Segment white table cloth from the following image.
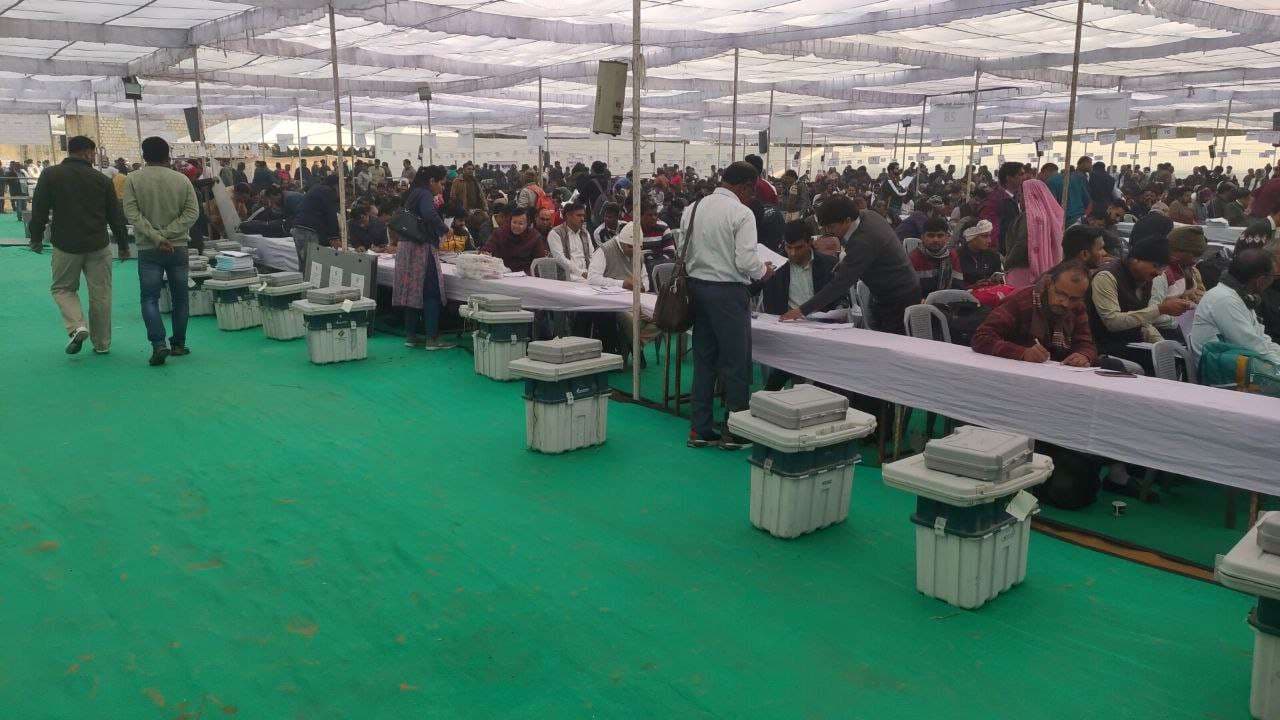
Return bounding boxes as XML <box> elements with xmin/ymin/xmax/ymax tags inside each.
<box><xmin>1116</xmin><ymin>221</ymin><xmax>1243</xmax><ymax>248</ymax></box>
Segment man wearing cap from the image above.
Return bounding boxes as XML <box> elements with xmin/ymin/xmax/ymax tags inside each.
<box><xmin>1150</xmin><ymin>226</ymin><xmax>1208</xmax><ymax>341</ymax></box>
<box><xmin>908</xmin><ymin>216</ymin><xmax>964</xmax><ymax>296</ymax></box>
<box><xmin>956</xmin><ymin>218</ymin><xmax>1003</xmax><ymax>286</ymax></box>
<box><xmin>1086</xmin><ymin>232</ymin><xmax>1193</xmax><ymax>372</ymax></box>
<box><xmin>587</xmin><ymin>221</ymin><xmax>659</xmax><ymax>349</ymax></box>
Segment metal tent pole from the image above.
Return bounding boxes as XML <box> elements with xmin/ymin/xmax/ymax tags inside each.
<box><xmin>717</xmin><ymin>122</ymin><xmax>722</xmax><ymax>168</ymax></box>
<box><xmin>730</xmin><ymin>47</ymin><xmax>739</xmax><ymax>162</ymax></box>
<box><xmin>295</xmin><ymin>99</ymin><xmax>303</xmax><ymax>181</ymax></box>
<box><xmin>48</xmin><ymin>113</ymin><xmax>57</xmax><ymax>163</ymax></box>
<box><xmin>260</xmin><ymin>112</ymin><xmax>266</xmax><ymax>157</ymax></box>
<box><xmin>1221</xmin><ymin>94</ymin><xmax>1234</xmax><ymax>159</ymax></box>
<box><xmin>347</xmin><ymin>93</ymin><xmax>355</xmax><ymax>157</ymax></box>
<box><xmin>963</xmin><ymin>69</ymin><xmax>981</xmax><ymax>199</ymax></box>
<box><xmin>426</xmin><ymin>96</ymin><xmax>434</xmax><ymax>166</ymax></box>
<box><xmin>133</xmin><ymin>99</ymin><xmax>144</xmax><ymax>153</ymax></box>
<box><xmin>471</xmin><ymin>114</ymin><xmax>477</xmax><ymax>161</ymax></box>
<box><xmin>1133</xmin><ymin>111</ymin><xmax>1142</xmax><ymax>163</ymax></box>
<box><xmin>92</xmin><ymin>92</ymin><xmax>102</xmax><ymax>163</ymax></box>
<box><xmin>1059</xmin><ymin>0</ymin><xmax>1086</xmax><ymax>211</ymax></box>
<box><xmin>630</xmin><ymin>0</ymin><xmax>643</xmax><ymax>401</ymax></box>
<box><xmin>766</xmin><ymin>86</ymin><xmax>774</xmax><ymax>174</ymax></box>
<box><xmin>916</xmin><ymin>96</ymin><xmax>927</xmax><ymax>197</ymax></box>
<box><xmin>997</xmin><ymin>115</ymin><xmax>1006</xmax><ymax>163</ymax></box>
<box><xmin>192</xmin><ymin>47</ymin><xmax>208</xmax><ymax>168</ymax></box>
<box><xmin>327</xmin><ymin>1</ymin><xmax>348</xmax><ymax>250</ymax></box>
<box><xmin>418</xmin><ymin>123</ymin><xmax>424</xmax><ymax>164</ymax></box>
<box><xmin>538</xmin><ymin>75</ymin><xmax>544</xmax><ymax>172</ymax></box>
<box><xmin>1109</xmin><ymin>80</ymin><xmax>1121</xmax><ymax>170</ymax></box>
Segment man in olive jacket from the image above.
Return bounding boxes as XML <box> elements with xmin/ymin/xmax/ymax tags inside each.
<box><xmin>29</xmin><ymin>135</ymin><xmax>130</xmax><ymax>355</ymax></box>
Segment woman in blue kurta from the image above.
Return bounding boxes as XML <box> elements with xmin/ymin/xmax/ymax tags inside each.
<box><xmin>393</xmin><ymin>165</ymin><xmax>451</xmax><ymax>349</ymax></box>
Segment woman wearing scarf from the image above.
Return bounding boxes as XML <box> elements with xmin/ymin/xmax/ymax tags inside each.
<box><xmin>907</xmin><ymin>216</ymin><xmax>963</xmax><ymax>296</ymax></box>
<box><xmin>481</xmin><ymin>208</ymin><xmax>549</xmax><ymax>275</ymax></box>
<box><xmin>393</xmin><ymin>165</ymin><xmax>452</xmax><ymax>350</ymax></box>
<box><xmin>1004</xmin><ymin>179</ymin><xmax>1064</xmax><ymax>289</ymax></box>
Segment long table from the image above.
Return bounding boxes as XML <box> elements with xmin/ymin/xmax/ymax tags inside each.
<box><xmin>240</xmin><ymin>233</ymin><xmax>1278</xmax><ymax>493</ymax></box>
<box><xmin>1116</xmin><ymin>220</ymin><xmax>1243</xmax><ymax>248</ymax></box>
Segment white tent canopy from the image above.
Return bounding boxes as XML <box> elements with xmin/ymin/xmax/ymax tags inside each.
<box><xmin>1</xmin><ymin>0</ymin><xmax>1279</xmax><ymax>147</ymax></box>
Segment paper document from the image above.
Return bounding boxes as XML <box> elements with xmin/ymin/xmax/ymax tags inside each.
<box><xmin>589</xmin><ymin>286</ymin><xmax>630</xmax><ymax>295</ymax></box>
<box><xmin>502</xmin><ymin>271</ymin><xmax>526</xmax><ymax>278</ymax></box>
<box><xmin>1176</xmin><ymin>306</ymin><xmax>1197</xmax><ymax>340</ymax></box>
<box><xmin>756</xmin><ymin>243</ymin><xmax>787</xmax><ymax>270</ymax></box>
<box><xmin>804</xmin><ymin>309</ymin><xmax>851</xmax><ymax>322</ymax></box>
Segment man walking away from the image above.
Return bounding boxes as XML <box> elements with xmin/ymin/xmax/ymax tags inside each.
<box><xmin>124</xmin><ymin>137</ymin><xmax>201</xmax><ymax>366</ymax></box>
<box><xmin>682</xmin><ymin>161</ymin><xmax>774</xmax><ymax>449</ymax></box>
<box><xmin>28</xmin><ymin>135</ymin><xmax>129</xmax><ymax>355</ymax></box>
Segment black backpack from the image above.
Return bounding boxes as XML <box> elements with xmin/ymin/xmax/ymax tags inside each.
<box><xmin>1032</xmin><ymin>443</ymin><xmax>1104</xmax><ymax>510</ymax></box>
<box><xmin>934</xmin><ymin>299</ymin><xmax>991</xmax><ymax>347</ymax></box>
<box><xmin>756</xmin><ymin>204</ymin><xmax>786</xmax><ymax>254</ymax></box>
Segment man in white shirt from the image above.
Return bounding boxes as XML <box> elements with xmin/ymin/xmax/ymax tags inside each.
<box><xmin>588</xmin><ymin>222</ymin><xmax>658</xmax><ymax>347</ymax></box>
<box><xmin>547</xmin><ymin>202</ymin><xmax>592</xmax><ymax>280</ymax></box>
<box><xmin>682</xmin><ymin>161</ymin><xmax>774</xmax><ymax>449</ymax></box>
<box><xmin>1190</xmin><ymin>247</ymin><xmax>1280</xmax><ymax>365</ymax></box>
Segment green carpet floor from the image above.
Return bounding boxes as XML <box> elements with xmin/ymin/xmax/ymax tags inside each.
<box><xmin>0</xmin><ymin>212</ymin><xmax>28</xmax><ymax>242</ymax></box>
<box><xmin>0</xmin><ymin>247</ymin><xmax>1261</xmax><ymax>719</ymax></box>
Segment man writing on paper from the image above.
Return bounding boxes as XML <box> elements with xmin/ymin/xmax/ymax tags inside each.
<box><xmin>779</xmin><ymin>194</ymin><xmax>920</xmax><ymax>334</ymax></box>
<box><xmin>971</xmin><ymin>260</ymin><xmax>1097</xmax><ymax>366</ymax></box>
<box><xmin>587</xmin><ymin>222</ymin><xmax>659</xmax><ymax>349</ymax></box>
<box><xmin>753</xmin><ymin>220</ymin><xmax>840</xmax><ymax>390</ymax></box>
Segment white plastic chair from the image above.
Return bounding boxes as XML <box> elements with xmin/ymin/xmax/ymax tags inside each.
<box><xmin>903</xmin><ymin>304</ymin><xmax>951</xmax><ymax>343</ymax></box>
<box><xmin>924</xmin><ymin>289</ymin><xmax>978</xmax><ymax>306</ymax></box>
<box><xmin>902</xmin><ymin>237</ymin><xmax>921</xmax><ymax>255</ymax></box>
<box><xmin>1151</xmin><ymin>339</ymin><xmax>1190</xmax><ymax>382</ymax></box>
<box><xmin>530</xmin><ymin>257</ymin><xmax>565</xmax><ymax>281</ymax></box>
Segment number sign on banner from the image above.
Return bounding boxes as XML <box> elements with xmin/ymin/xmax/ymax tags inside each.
<box><xmin>1096</xmin><ymin>133</ymin><xmax>1115</xmax><ymax>145</ymax></box>
<box><xmin>926</xmin><ymin>103</ymin><xmax>974</xmax><ymax>134</ymax></box>
<box><xmin>1076</xmin><ymin>95</ymin><xmax>1130</xmax><ymax>129</ymax></box>
<box><xmin>1157</xmin><ymin>127</ymin><xmax>1176</xmax><ymax>139</ymax></box>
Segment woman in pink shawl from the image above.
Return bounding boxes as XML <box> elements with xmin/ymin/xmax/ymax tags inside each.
<box><xmin>1004</xmin><ymin>178</ymin><xmax>1064</xmax><ymax>289</ymax></box>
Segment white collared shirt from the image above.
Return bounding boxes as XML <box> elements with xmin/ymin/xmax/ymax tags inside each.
<box><xmin>680</xmin><ymin>187</ymin><xmax>764</xmax><ymax>284</ymax></box>
<box><xmin>788</xmin><ymin>260</ymin><xmax>815</xmax><ymax>310</ymax></box>
<box><xmin>548</xmin><ymin>223</ymin><xmax>592</xmax><ymax>281</ymax></box>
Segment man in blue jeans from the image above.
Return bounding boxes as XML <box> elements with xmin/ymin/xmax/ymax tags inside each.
<box><xmin>680</xmin><ymin>161</ymin><xmax>775</xmax><ymax>449</ymax></box>
<box><xmin>123</xmin><ymin>137</ymin><xmax>200</xmax><ymax>366</ymax></box>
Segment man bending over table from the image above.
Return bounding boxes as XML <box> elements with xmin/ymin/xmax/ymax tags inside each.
<box><xmin>971</xmin><ymin>259</ymin><xmax>1097</xmax><ymax>367</ymax></box>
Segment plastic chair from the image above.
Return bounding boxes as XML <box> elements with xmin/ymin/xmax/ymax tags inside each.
<box><xmin>903</xmin><ymin>304</ymin><xmax>951</xmax><ymax>343</ymax></box>
<box><xmin>924</xmin><ymin>289</ymin><xmax>978</xmax><ymax>306</ymax></box>
<box><xmin>530</xmin><ymin>257</ymin><xmax>565</xmax><ymax>281</ymax></box>
<box><xmin>902</xmin><ymin>237</ymin><xmax>921</xmax><ymax>255</ymax></box>
<box><xmin>1151</xmin><ymin>339</ymin><xmax>1190</xmax><ymax>382</ymax></box>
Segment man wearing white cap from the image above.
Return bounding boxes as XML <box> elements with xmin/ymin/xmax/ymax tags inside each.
<box><xmin>956</xmin><ymin>218</ymin><xmax>1003</xmax><ymax>286</ymax></box>
<box><xmin>588</xmin><ymin>222</ymin><xmax>659</xmax><ymax>346</ymax></box>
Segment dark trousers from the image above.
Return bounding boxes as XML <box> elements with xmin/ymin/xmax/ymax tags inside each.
<box><xmin>138</xmin><ymin>248</ymin><xmax>189</xmax><ymax>349</ymax></box>
<box><xmin>867</xmin><ymin>297</ymin><xmax>914</xmax><ymax>335</ymax></box>
<box><xmin>404</xmin><ymin>265</ymin><xmax>443</xmax><ymax>339</ymax></box>
<box><xmin>689</xmin><ymin>279</ymin><xmax>752</xmax><ymax>438</ymax></box>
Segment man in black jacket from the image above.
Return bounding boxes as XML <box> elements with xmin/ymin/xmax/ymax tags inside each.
<box><xmin>28</xmin><ymin>135</ymin><xmax>130</xmax><ymax>355</ymax></box>
<box><xmin>779</xmin><ymin>195</ymin><xmax>921</xmax><ymax>334</ymax></box>
<box><xmin>754</xmin><ymin>220</ymin><xmax>840</xmax><ymax>389</ymax></box>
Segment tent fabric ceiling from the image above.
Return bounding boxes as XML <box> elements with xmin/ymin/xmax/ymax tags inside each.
<box><xmin>0</xmin><ymin>0</ymin><xmax>1278</xmax><ymax>142</ymax></box>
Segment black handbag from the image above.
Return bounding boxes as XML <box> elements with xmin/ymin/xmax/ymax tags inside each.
<box><xmin>388</xmin><ymin>207</ymin><xmax>426</xmax><ymax>244</ymax></box>
<box><xmin>652</xmin><ymin>199</ymin><xmax>700</xmax><ymax>333</ymax></box>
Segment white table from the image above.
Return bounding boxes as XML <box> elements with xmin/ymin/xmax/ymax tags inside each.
<box><xmin>242</xmin><ymin>233</ymin><xmax>1279</xmax><ymax>493</ymax></box>
<box><xmin>1116</xmin><ymin>221</ymin><xmax>1243</xmax><ymax>249</ymax></box>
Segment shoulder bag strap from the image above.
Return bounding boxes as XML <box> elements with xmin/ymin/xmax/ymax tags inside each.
<box><xmin>677</xmin><ymin>198</ymin><xmax>702</xmax><ymax>266</ymax></box>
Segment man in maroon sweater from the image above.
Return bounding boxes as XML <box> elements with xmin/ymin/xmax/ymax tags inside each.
<box><xmin>1251</xmin><ymin>166</ymin><xmax>1280</xmax><ymax>221</ymax></box>
<box><xmin>971</xmin><ymin>259</ymin><xmax>1097</xmax><ymax>367</ymax></box>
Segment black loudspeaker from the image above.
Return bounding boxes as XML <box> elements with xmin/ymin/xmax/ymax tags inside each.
<box><xmin>758</xmin><ymin>129</ymin><xmax>768</xmax><ymax>154</ymax></box>
<box><xmin>122</xmin><ymin>76</ymin><xmax>142</xmax><ymax>101</ymax></box>
<box><xmin>183</xmin><ymin>107</ymin><xmax>202</xmax><ymax>142</ymax></box>
<box><xmin>58</xmin><ymin>135</ymin><xmax>67</xmax><ymax>151</ymax></box>
<box><xmin>1272</xmin><ymin>111</ymin><xmax>1280</xmax><ymax>131</ymax></box>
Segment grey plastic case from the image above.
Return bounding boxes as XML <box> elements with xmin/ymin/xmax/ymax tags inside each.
<box><xmin>264</xmin><ymin>271</ymin><xmax>305</xmax><ymax>287</ymax></box>
<box><xmin>211</xmin><ymin>268</ymin><xmax>257</xmax><ymax>281</ymax></box>
<box><xmin>307</xmin><ymin>286</ymin><xmax>364</xmax><ymax>304</ymax></box>
<box><xmin>1259</xmin><ymin>513</ymin><xmax>1280</xmax><ymax>555</ymax></box>
<box><xmin>748</xmin><ymin>385</ymin><xmax>850</xmax><ymax>430</ymax></box>
<box><xmin>526</xmin><ymin>337</ymin><xmax>602</xmax><ymax>364</ymax></box>
<box><xmin>469</xmin><ymin>294</ymin><xmax>523</xmax><ymax>312</ymax></box>
<box><xmin>923</xmin><ymin>426</ymin><xmax>1034</xmax><ymax>483</ymax></box>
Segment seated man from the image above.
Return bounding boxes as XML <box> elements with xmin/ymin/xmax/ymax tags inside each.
<box><xmin>1150</xmin><ymin>226</ymin><xmax>1208</xmax><ymax>340</ymax></box>
<box><xmin>347</xmin><ymin>202</ymin><xmax>388</xmax><ymax>252</ymax></box>
<box><xmin>1061</xmin><ymin>224</ymin><xmax>1106</xmax><ymax>271</ymax></box>
<box><xmin>592</xmin><ymin>201</ymin><xmax>622</xmax><ymax>248</ymax></box>
<box><xmin>440</xmin><ymin>216</ymin><xmax>475</xmax><ymax>253</ymax></box>
<box><xmin>909</xmin><ymin>216</ymin><xmax>964</xmax><ymax>296</ymax></box>
<box><xmin>1086</xmin><ymin>234</ymin><xmax>1192</xmax><ymax>372</ymax></box>
<box><xmin>972</xmin><ymin>259</ymin><xmax>1097</xmax><ymax>367</ymax></box>
<box><xmin>546</xmin><ymin>201</ymin><xmax>593</xmax><ymax>281</ymax></box>
<box><xmin>533</xmin><ymin>206</ymin><xmax>556</xmax><ymax>242</ymax></box>
<box><xmin>955</xmin><ymin>218</ymin><xmax>1003</xmax><ymax>285</ymax></box>
<box><xmin>1190</xmin><ymin>247</ymin><xmax>1280</xmax><ymax>364</ymax></box>
<box><xmin>1082</xmin><ymin>205</ymin><xmax>1125</xmax><ymax>257</ymax></box>
<box><xmin>587</xmin><ymin>222</ymin><xmax>659</xmax><ymax>347</ymax></box>
<box><xmin>754</xmin><ymin>221</ymin><xmax>841</xmax><ymax>389</ymax></box>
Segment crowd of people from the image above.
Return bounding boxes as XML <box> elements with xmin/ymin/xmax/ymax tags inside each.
<box><xmin>27</xmin><ymin>137</ymin><xmax>1280</xmax><ymax>496</ymax></box>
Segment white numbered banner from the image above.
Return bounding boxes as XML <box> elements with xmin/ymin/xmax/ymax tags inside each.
<box><xmin>276</xmin><ymin>133</ymin><xmax>294</xmax><ymax>146</ymax></box>
<box><xmin>1096</xmin><ymin>133</ymin><xmax>1115</xmax><ymax>145</ymax></box>
<box><xmin>770</xmin><ymin>116</ymin><xmax>802</xmax><ymax>142</ymax></box>
<box><xmin>1178</xmin><ymin>151</ymin><xmax>1189</xmax><ymax>157</ymax></box>
<box><xmin>1077</xmin><ymin>95</ymin><xmax>1131</xmax><ymax>129</ymax></box>
<box><xmin>1196</xmin><ymin>132</ymin><xmax>1214</xmax><ymax>142</ymax></box>
<box><xmin>927</xmin><ymin>103</ymin><xmax>973</xmax><ymax>134</ymax></box>
<box><xmin>1262</xmin><ymin>131</ymin><xmax>1280</xmax><ymax>144</ymax></box>
<box><xmin>978</xmin><ymin>147</ymin><xmax>993</xmax><ymax>157</ymax></box>
<box><xmin>678</xmin><ymin>118</ymin><xmax>704</xmax><ymax>142</ymax></box>
<box><xmin>1124</xmin><ymin>134</ymin><xmax>1141</xmax><ymax>144</ymax></box>
<box><xmin>423</xmin><ymin>133</ymin><xmax>438</xmax><ymax>149</ymax></box>
<box><xmin>526</xmin><ymin>128</ymin><xmax>546</xmax><ymax>148</ymax></box>
<box><xmin>0</xmin><ymin>114</ymin><xmax>53</xmax><ymax>144</ymax></box>
<box><xmin>1157</xmin><ymin>127</ymin><xmax>1176</xmax><ymax>139</ymax></box>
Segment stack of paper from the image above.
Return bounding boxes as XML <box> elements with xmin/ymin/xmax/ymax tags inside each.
<box><xmin>214</xmin><ymin>250</ymin><xmax>254</xmax><ymax>271</ymax></box>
